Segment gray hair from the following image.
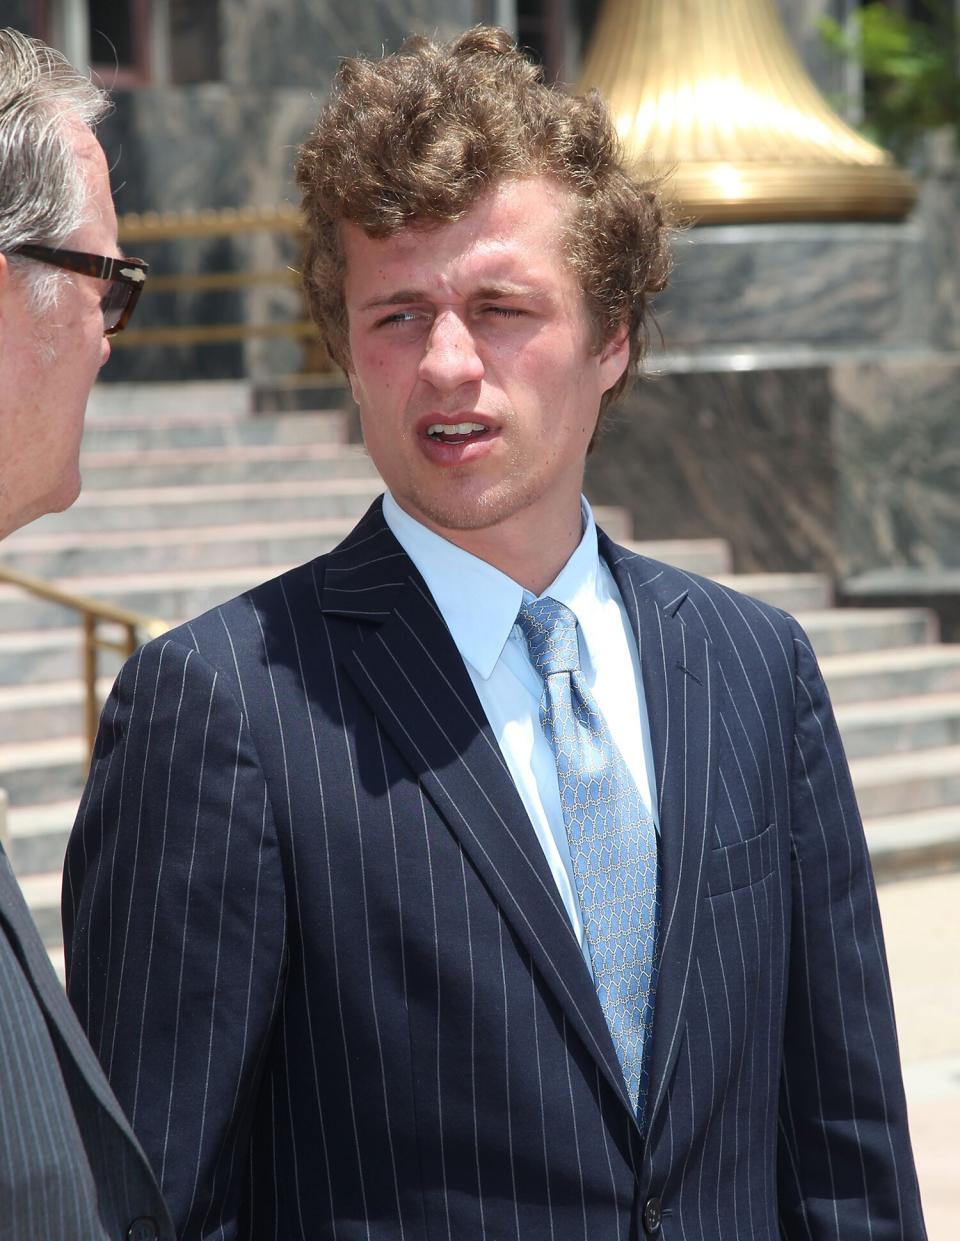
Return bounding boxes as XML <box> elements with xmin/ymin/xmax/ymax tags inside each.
<box><xmin>0</xmin><ymin>27</ymin><xmax>111</xmax><ymax>314</ymax></box>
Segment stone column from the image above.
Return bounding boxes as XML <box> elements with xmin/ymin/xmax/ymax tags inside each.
<box><xmin>773</xmin><ymin>0</ymin><xmax>863</xmax><ymax>121</ymax></box>
<box><xmin>48</xmin><ymin>0</ymin><xmax>90</xmax><ymax>70</ymax></box>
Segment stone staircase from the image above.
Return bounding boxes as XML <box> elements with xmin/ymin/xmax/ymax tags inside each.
<box><xmin>1</xmin><ymin>381</ymin><xmax>959</xmax><ymax>973</ymax></box>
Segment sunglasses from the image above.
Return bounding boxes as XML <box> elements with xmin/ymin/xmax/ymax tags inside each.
<box><xmin>8</xmin><ymin>243</ymin><xmax>149</xmax><ymax>335</ymax></box>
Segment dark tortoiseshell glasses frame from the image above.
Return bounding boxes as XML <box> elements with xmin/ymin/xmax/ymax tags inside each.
<box><xmin>8</xmin><ymin>243</ymin><xmax>149</xmax><ymax>335</ymax></box>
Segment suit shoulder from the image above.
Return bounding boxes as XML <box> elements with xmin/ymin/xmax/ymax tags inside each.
<box><xmin>607</xmin><ymin>541</ymin><xmax>800</xmax><ymax>662</ymax></box>
<box><xmin>149</xmin><ymin>555</ymin><xmax>331</xmax><ymax>659</ymax></box>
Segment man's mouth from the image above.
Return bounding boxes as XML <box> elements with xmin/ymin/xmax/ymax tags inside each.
<box><xmin>425</xmin><ymin>422</ymin><xmax>489</xmax><ymax>445</ymax></box>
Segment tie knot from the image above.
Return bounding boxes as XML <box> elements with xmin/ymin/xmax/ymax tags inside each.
<box><xmin>516</xmin><ymin>597</ymin><xmax>580</xmax><ymax>676</ymax></box>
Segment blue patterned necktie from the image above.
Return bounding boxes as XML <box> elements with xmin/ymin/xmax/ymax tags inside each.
<box><xmin>516</xmin><ymin>596</ymin><xmax>660</xmax><ymax>1128</ymax></box>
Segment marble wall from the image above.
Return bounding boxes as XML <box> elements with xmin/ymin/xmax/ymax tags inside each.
<box><xmin>583</xmin><ymin>150</ymin><xmax>960</xmax><ymax>578</ymax></box>
<box><xmin>586</xmin><ymin>348</ymin><xmax>960</xmax><ymax>578</ymax></box>
<box><xmin>661</xmin><ymin>221</ymin><xmax>930</xmax><ymax>353</ymax></box>
<box><xmin>657</xmin><ymin>162</ymin><xmax>959</xmax><ymax>357</ymax></box>
<box><xmin>832</xmin><ymin>356</ymin><xmax>960</xmax><ymax>575</ymax></box>
<box><xmin>586</xmin><ymin>366</ymin><xmax>839</xmax><ymax>574</ymax></box>
<box><xmin>218</xmin><ymin>0</ymin><xmax>474</xmax><ymax>89</ymax></box>
<box><xmin>2</xmin><ymin>2</ymin><xmax>33</xmax><ymax>32</ymax></box>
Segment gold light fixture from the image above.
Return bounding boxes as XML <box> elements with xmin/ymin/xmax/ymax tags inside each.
<box><xmin>577</xmin><ymin>0</ymin><xmax>917</xmax><ymax>222</ymax></box>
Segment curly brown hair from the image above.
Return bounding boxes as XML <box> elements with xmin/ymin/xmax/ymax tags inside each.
<box><xmin>295</xmin><ymin>25</ymin><xmax>671</xmax><ymax>414</ymax></box>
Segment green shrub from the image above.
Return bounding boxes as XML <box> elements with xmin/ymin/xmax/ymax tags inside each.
<box><xmin>819</xmin><ymin>1</ymin><xmax>959</xmax><ymax>160</ymax></box>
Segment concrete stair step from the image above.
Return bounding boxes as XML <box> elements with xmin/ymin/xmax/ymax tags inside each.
<box><xmin>79</xmin><ymin>409</ymin><xmax>348</xmax><ymax>452</ymax></box>
<box><xmin>23</xmin><ymin>477</ymin><xmax>384</xmax><ymax>533</ymax></box>
<box><xmin>0</xmin><ymin>680</ymin><xmax>110</xmax><ymax>743</ymax></box>
<box><xmin>866</xmin><ymin>807</ymin><xmax>960</xmax><ymax>882</ymax></box>
<box><xmin>86</xmin><ymin>379</ymin><xmax>253</xmax><ymax>418</ymax></box>
<box><xmin>14</xmin><ymin>869</ymin><xmax>62</xmax><ymax>949</ymax></box>
<box><xmin>850</xmin><ymin>746</ymin><xmax>960</xmax><ymax>818</ymax></box>
<box><xmin>819</xmin><ymin>645</ymin><xmax>960</xmax><ymax>705</ymax></box>
<box><xmin>0</xmin><ymin>628</ymin><xmax>115</xmax><ymax>687</ymax></box>
<box><xmin>7</xmin><ymin>798</ymin><xmax>79</xmax><ymax>876</ymax></box>
<box><xmin>78</xmin><ymin>441</ymin><xmax>380</xmax><ymax>489</ymax></box>
<box><xmin>715</xmin><ymin>572</ymin><xmax>832</xmax><ymax>613</ymax></box>
<box><xmin>0</xmin><ymin>736</ymin><xmax>88</xmax><ymax>806</ymax></box>
<box><xmin>622</xmin><ymin>537</ymin><xmax>732</xmax><ymax>576</ymax></box>
<box><xmin>835</xmin><ymin>694</ymin><xmax>960</xmax><ymax>760</ymax></box>
<box><xmin>2</xmin><ymin>516</ymin><xmax>360</xmax><ymax>578</ymax></box>
<box><xmin>0</xmin><ymin>563</ymin><xmax>281</xmax><ymax>628</ymax></box>
<box><xmin>794</xmin><ymin>608</ymin><xmax>938</xmax><ymax>657</ymax></box>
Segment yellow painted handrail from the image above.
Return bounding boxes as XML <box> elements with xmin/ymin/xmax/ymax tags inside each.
<box><xmin>117</xmin><ymin>204</ymin><xmax>303</xmax><ymax>243</ymax></box>
<box><xmin>0</xmin><ymin>565</ymin><xmax>167</xmax><ymax>757</ymax></box>
<box><xmin>112</xmin><ymin>204</ymin><xmax>328</xmax><ymax>358</ymax></box>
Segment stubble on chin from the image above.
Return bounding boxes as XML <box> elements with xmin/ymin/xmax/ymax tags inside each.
<box><xmin>400</xmin><ymin>468</ymin><xmax>543</xmax><ymax>536</ymax></box>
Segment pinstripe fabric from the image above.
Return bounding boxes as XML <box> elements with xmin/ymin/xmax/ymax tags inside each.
<box><xmin>0</xmin><ymin>846</ymin><xmax>173</xmax><ymax>1240</ymax></box>
<box><xmin>64</xmin><ymin>499</ymin><xmax>926</xmax><ymax>1240</ymax></box>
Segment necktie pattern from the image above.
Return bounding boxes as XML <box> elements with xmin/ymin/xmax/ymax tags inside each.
<box><xmin>516</xmin><ymin>596</ymin><xmax>659</xmax><ymax>1128</ymax></box>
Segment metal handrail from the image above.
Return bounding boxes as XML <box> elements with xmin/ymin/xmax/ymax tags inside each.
<box><xmin>0</xmin><ymin>565</ymin><xmax>167</xmax><ymax>757</ymax></box>
<box><xmin>112</xmin><ymin>203</ymin><xmax>326</xmax><ymax>354</ymax></box>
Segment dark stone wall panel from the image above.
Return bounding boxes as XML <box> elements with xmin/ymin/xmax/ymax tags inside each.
<box><xmin>219</xmin><ymin>0</ymin><xmax>476</xmax><ymax>90</ymax></box>
<box><xmin>832</xmin><ymin>356</ymin><xmax>960</xmax><ymax>576</ymax></box>
<box><xmin>660</xmin><ymin>222</ymin><xmax>930</xmax><ymax>353</ymax></box>
<box><xmin>586</xmin><ymin>368</ymin><xmax>837</xmax><ymax>574</ymax></box>
<box><xmin>3</xmin><ymin>3</ymin><xmax>34</xmax><ymax>34</ymax></box>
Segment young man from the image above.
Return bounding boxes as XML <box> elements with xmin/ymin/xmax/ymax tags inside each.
<box><xmin>0</xmin><ymin>27</ymin><xmax>170</xmax><ymax>1241</ymax></box>
<box><xmin>65</xmin><ymin>27</ymin><xmax>926</xmax><ymax>1240</ymax></box>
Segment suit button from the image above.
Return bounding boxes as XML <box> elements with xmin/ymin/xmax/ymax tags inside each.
<box><xmin>127</xmin><ymin>1219</ymin><xmax>159</xmax><ymax>1241</ymax></box>
<box><xmin>643</xmin><ymin>1196</ymin><xmax>662</xmax><ymax>1234</ymax></box>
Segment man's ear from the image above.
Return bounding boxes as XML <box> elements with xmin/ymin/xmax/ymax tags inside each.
<box><xmin>346</xmin><ymin>366</ymin><xmax>361</xmax><ymax>407</ymax></box>
<box><xmin>598</xmin><ymin>321</ymin><xmax>630</xmax><ymax>394</ymax></box>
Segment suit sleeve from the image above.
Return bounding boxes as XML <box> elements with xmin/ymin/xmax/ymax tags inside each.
<box><xmin>776</xmin><ymin>616</ymin><xmax>926</xmax><ymax>1239</ymax></box>
<box><xmin>62</xmin><ymin>635</ymin><xmax>287</xmax><ymax>1240</ymax></box>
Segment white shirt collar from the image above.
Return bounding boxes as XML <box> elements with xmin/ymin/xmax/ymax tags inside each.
<box><xmin>381</xmin><ymin>492</ymin><xmax>601</xmax><ymax>681</ymax></box>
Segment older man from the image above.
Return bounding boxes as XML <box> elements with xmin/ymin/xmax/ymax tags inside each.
<box><xmin>0</xmin><ymin>27</ymin><xmax>170</xmax><ymax>1241</ymax></box>
<box><xmin>66</xmin><ymin>26</ymin><xmax>925</xmax><ymax>1241</ymax></box>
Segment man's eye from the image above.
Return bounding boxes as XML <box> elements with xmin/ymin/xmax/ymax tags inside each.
<box><xmin>484</xmin><ymin>306</ymin><xmax>523</xmax><ymax>319</ymax></box>
<box><xmin>377</xmin><ymin>310</ymin><xmax>421</xmax><ymax>327</ymax></box>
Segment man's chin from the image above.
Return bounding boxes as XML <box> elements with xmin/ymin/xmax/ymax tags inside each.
<box><xmin>398</xmin><ymin>489</ymin><xmax>524</xmax><ymax>537</ymax></box>
<box><xmin>35</xmin><ymin>469</ymin><xmax>83</xmax><ymax>523</ymax></box>
<box><xmin>50</xmin><ymin>465</ymin><xmax>82</xmax><ymax>509</ymax></box>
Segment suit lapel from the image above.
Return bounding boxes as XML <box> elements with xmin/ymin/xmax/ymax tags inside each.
<box><xmin>601</xmin><ymin>535</ymin><xmax>717</xmax><ymax>1135</ymax></box>
<box><xmin>324</xmin><ymin>505</ymin><xmax>635</xmax><ymax>1115</ymax></box>
<box><xmin>0</xmin><ymin>848</ymin><xmax>142</xmax><ymax>1137</ymax></box>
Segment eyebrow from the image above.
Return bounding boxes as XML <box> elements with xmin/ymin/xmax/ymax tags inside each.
<box><xmin>358</xmin><ymin>282</ymin><xmax>545</xmax><ymax>312</ymax></box>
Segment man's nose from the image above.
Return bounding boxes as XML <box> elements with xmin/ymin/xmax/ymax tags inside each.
<box><xmin>417</xmin><ymin>312</ymin><xmax>484</xmax><ymax>390</ymax></box>
<box><xmin>100</xmin><ymin>335</ymin><xmax>111</xmax><ymax>368</ymax></box>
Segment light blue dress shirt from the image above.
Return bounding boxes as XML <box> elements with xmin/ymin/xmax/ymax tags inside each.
<box><xmin>382</xmin><ymin>491</ymin><xmax>659</xmax><ymax>954</ymax></box>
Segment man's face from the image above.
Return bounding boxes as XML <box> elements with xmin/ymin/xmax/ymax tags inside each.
<box><xmin>343</xmin><ymin>177</ymin><xmax>628</xmax><ymax>559</ymax></box>
<box><xmin>0</xmin><ymin>124</ymin><xmax>116</xmax><ymax>539</ymax></box>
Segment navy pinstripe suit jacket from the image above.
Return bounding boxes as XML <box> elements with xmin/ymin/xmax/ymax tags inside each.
<box><xmin>64</xmin><ymin>500</ymin><xmax>926</xmax><ymax>1240</ymax></box>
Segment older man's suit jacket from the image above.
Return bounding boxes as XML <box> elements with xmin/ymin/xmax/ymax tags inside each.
<box><xmin>63</xmin><ymin>500</ymin><xmax>925</xmax><ymax>1241</ymax></box>
<box><xmin>0</xmin><ymin>843</ymin><xmax>172</xmax><ymax>1240</ymax></box>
